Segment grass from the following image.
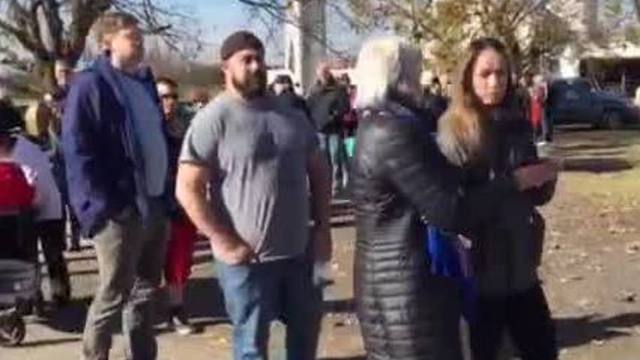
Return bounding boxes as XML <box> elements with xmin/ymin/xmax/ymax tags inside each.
<box><xmin>551</xmin><ymin>130</ymin><xmax>640</xmax><ymax>200</ymax></box>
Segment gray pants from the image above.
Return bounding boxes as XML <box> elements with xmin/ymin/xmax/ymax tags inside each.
<box><xmin>82</xmin><ymin>203</ymin><xmax>169</xmax><ymax>360</ymax></box>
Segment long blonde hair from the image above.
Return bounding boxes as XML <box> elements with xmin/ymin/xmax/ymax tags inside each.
<box><xmin>24</xmin><ymin>102</ymin><xmax>53</xmax><ymax>140</ymax></box>
<box><xmin>438</xmin><ymin>38</ymin><xmax>514</xmax><ymax>166</ymax></box>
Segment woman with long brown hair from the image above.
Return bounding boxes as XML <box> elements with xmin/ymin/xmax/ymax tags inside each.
<box><xmin>438</xmin><ymin>37</ymin><xmax>559</xmax><ymax>360</ymax></box>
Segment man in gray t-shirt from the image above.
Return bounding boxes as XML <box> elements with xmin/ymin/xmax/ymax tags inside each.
<box><xmin>176</xmin><ymin>31</ymin><xmax>332</xmax><ymax>360</ymax></box>
<box><xmin>181</xmin><ymin>92</ymin><xmax>318</xmax><ymax>261</ymax></box>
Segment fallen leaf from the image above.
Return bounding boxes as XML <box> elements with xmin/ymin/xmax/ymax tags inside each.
<box><xmin>626</xmin><ymin>242</ymin><xmax>640</xmax><ymax>255</ymax></box>
<box><xmin>577</xmin><ymin>298</ymin><xmax>594</xmax><ymax>309</ymax></box>
<box><xmin>617</xmin><ymin>290</ymin><xmax>637</xmax><ymax>303</ymax></box>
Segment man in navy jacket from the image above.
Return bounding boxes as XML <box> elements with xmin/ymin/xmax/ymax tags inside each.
<box><xmin>62</xmin><ymin>12</ymin><xmax>171</xmax><ymax>360</ymax></box>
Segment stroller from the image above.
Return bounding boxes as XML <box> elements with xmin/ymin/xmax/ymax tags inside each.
<box><xmin>0</xmin><ymin>161</ymin><xmax>38</xmax><ymax>346</ymax></box>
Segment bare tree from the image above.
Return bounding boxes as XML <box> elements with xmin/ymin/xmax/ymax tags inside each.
<box><xmin>234</xmin><ymin>0</ymin><xmax>357</xmax><ymax>58</ymax></box>
<box><xmin>346</xmin><ymin>0</ymin><xmax>573</xmax><ymax>75</ymax></box>
<box><xmin>236</xmin><ymin>0</ymin><xmax>285</xmax><ymax>12</ymax></box>
<box><xmin>0</xmin><ymin>0</ymin><xmax>200</xmax><ymax>91</ymax></box>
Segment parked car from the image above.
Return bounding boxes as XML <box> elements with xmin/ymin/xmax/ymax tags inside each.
<box><xmin>547</xmin><ymin>78</ymin><xmax>639</xmax><ymax>129</ymax></box>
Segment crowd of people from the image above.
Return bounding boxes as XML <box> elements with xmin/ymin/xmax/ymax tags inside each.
<box><xmin>0</xmin><ymin>9</ymin><xmax>563</xmax><ymax>360</ymax></box>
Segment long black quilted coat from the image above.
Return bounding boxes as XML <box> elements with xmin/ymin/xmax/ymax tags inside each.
<box><xmin>351</xmin><ymin>102</ymin><xmax>510</xmax><ymax>360</ymax></box>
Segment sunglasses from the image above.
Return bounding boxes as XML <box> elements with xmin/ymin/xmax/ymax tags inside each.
<box><xmin>160</xmin><ymin>93</ymin><xmax>178</xmax><ymax>100</ymax></box>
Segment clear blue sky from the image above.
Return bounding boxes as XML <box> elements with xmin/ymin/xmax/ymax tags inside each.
<box><xmin>182</xmin><ymin>1</ymin><xmax>258</xmax><ymax>48</ymax></box>
<box><xmin>175</xmin><ymin>0</ymin><xmax>368</xmax><ymax>65</ymax></box>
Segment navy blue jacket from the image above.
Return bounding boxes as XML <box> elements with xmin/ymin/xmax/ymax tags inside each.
<box><xmin>62</xmin><ymin>54</ymin><xmax>173</xmax><ymax>238</ymax></box>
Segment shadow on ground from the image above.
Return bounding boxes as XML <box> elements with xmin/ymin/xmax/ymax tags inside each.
<box><xmin>18</xmin><ymin>336</ymin><xmax>82</xmax><ymax>348</ymax></box>
<box><xmin>29</xmin><ymin>282</ymin><xmax>640</xmax><ymax>354</ymax></box>
<box><xmin>556</xmin><ymin>312</ymin><xmax>640</xmax><ymax>349</ymax></box>
<box><xmin>548</xmin><ymin>131</ymin><xmax>640</xmax><ymax>173</ymax></box>
<box><xmin>177</xmin><ymin>277</ymin><xmax>229</xmax><ymax>328</ymax></box>
<box><xmin>37</xmin><ymin>277</ymin><xmax>229</xmax><ymax>337</ymax></box>
<box><xmin>41</xmin><ymin>296</ymin><xmax>92</xmax><ymax>334</ymax></box>
<box><xmin>552</xmin><ymin>128</ymin><xmax>640</xmax><ymax>152</ymax></box>
<box><xmin>554</xmin><ymin>143</ymin><xmax>629</xmax><ymax>153</ymax></box>
<box><xmin>323</xmin><ymin>298</ymin><xmax>356</xmax><ymax>314</ymax></box>
<box><xmin>560</xmin><ymin>157</ymin><xmax>634</xmax><ymax>173</ymax></box>
<box><xmin>64</xmin><ymin>254</ymin><xmax>98</xmax><ymax>263</ymax></box>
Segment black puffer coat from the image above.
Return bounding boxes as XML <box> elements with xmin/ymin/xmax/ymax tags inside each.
<box><xmin>438</xmin><ymin>106</ymin><xmax>556</xmax><ymax>297</ymax></box>
<box><xmin>351</xmin><ymin>101</ymin><xmax>511</xmax><ymax>360</ymax></box>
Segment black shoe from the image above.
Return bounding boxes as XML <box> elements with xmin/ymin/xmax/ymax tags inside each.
<box><xmin>25</xmin><ymin>293</ymin><xmax>47</xmax><ymax>319</ymax></box>
<box><xmin>52</xmin><ymin>294</ymin><xmax>70</xmax><ymax>309</ymax></box>
<box><xmin>68</xmin><ymin>238</ymin><xmax>81</xmax><ymax>252</ymax></box>
<box><xmin>68</xmin><ymin>244</ymin><xmax>81</xmax><ymax>252</ymax></box>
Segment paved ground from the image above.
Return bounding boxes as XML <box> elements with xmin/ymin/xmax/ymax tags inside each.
<box><xmin>3</xmin><ymin>129</ymin><xmax>640</xmax><ymax>359</ymax></box>
<box><xmin>2</xmin><ymin>204</ymin><xmax>363</xmax><ymax>360</ymax></box>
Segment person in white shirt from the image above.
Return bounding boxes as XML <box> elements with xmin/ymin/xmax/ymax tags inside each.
<box><xmin>0</xmin><ymin>100</ymin><xmax>70</xmax><ymax>311</ymax></box>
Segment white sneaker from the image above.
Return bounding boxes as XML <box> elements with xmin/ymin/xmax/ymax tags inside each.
<box><xmin>169</xmin><ymin>308</ymin><xmax>196</xmax><ymax>336</ymax></box>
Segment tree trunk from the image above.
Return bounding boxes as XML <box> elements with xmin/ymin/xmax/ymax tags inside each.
<box><xmin>633</xmin><ymin>0</ymin><xmax>640</xmax><ymax>22</ymax></box>
<box><xmin>505</xmin><ymin>34</ymin><xmax>524</xmax><ymax>78</ymax></box>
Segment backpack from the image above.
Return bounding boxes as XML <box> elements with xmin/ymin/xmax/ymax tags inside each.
<box><xmin>0</xmin><ymin>161</ymin><xmax>35</xmax><ymax>212</ymax></box>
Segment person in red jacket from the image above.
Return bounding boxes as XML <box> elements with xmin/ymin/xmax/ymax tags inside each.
<box><xmin>530</xmin><ymin>75</ymin><xmax>551</xmax><ymax>144</ymax></box>
<box><xmin>157</xmin><ymin>76</ymin><xmax>198</xmax><ymax>336</ymax></box>
<box><xmin>0</xmin><ymin>100</ymin><xmax>70</xmax><ymax>314</ymax></box>
<box><xmin>0</xmin><ymin>102</ymin><xmax>35</xmax><ymax>214</ymax></box>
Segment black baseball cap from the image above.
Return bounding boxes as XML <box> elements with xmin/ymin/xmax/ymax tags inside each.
<box><xmin>274</xmin><ymin>74</ymin><xmax>293</xmax><ymax>86</ymax></box>
<box><xmin>220</xmin><ymin>31</ymin><xmax>264</xmax><ymax>61</ymax></box>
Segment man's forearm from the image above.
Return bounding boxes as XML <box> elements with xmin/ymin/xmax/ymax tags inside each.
<box><xmin>176</xmin><ymin>165</ymin><xmax>241</xmax><ymax>247</ymax></box>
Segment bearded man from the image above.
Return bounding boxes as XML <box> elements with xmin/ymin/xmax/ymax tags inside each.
<box><xmin>175</xmin><ymin>31</ymin><xmax>332</xmax><ymax>360</ymax></box>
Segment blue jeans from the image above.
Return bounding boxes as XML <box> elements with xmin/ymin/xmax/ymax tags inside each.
<box><xmin>216</xmin><ymin>257</ymin><xmax>322</xmax><ymax>360</ymax></box>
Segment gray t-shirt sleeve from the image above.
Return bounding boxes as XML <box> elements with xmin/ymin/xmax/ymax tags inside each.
<box><xmin>179</xmin><ymin>103</ymin><xmax>221</xmax><ymax>166</ymax></box>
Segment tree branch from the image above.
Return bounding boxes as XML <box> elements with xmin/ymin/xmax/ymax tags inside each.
<box><xmin>0</xmin><ymin>14</ymin><xmax>39</xmax><ymax>53</ymax></box>
<box><xmin>40</xmin><ymin>0</ymin><xmax>65</xmax><ymax>55</ymax></box>
<box><xmin>236</xmin><ymin>0</ymin><xmax>285</xmax><ymax>11</ymax></box>
<box><xmin>508</xmin><ymin>0</ymin><xmax>547</xmax><ymax>30</ymax></box>
<box><xmin>68</xmin><ymin>0</ymin><xmax>112</xmax><ymax>62</ymax></box>
<box><xmin>239</xmin><ymin>0</ymin><xmax>350</xmax><ymax>56</ymax></box>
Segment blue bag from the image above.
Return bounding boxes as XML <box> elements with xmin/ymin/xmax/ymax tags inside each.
<box><xmin>425</xmin><ymin>225</ymin><xmax>476</xmax><ymax>321</ymax></box>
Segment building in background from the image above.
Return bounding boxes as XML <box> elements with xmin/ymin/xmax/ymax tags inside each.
<box><xmin>558</xmin><ymin>0</ymin><xmax>640</xmax><ymax>95</ymax></box>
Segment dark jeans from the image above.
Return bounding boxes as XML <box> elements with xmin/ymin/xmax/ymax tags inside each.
<box><xmin>82</xmin><ymin>201</ymin><xmax>169</xmax><ymax>360</ymax></box>
<box><xmin>541</xmin><ymin>110</ymin><xmax>554</xmax><ymax>143</ymax></box>
<box><xmin>35</xmin><ymin>219</ymin><xmax>71</xmax><ymax>301</ymax></box>
<box><xmin>470</xmin><ymin>285</ymin><xmax>558</xmax><ymax>360</ymax></box>
<box><xmin>216</xmin><ymin>256</ymin><xmax>323</xmax><ymax>360</ymax></box>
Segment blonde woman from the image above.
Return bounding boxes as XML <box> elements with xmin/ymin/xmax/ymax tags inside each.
<box><xmin>351</xmin><ymin>37</ymin><xmax>508</xmax><ymax>360</ymax></box>
<box><xmin>24</xmin><ymin>102</ymin><xmax>54</xmax><ymax>148</ymax></box>
<box><xmin>438</xmin><ymin>37</ymin><xmax>559</xmax><ymax>360</ymax></box>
